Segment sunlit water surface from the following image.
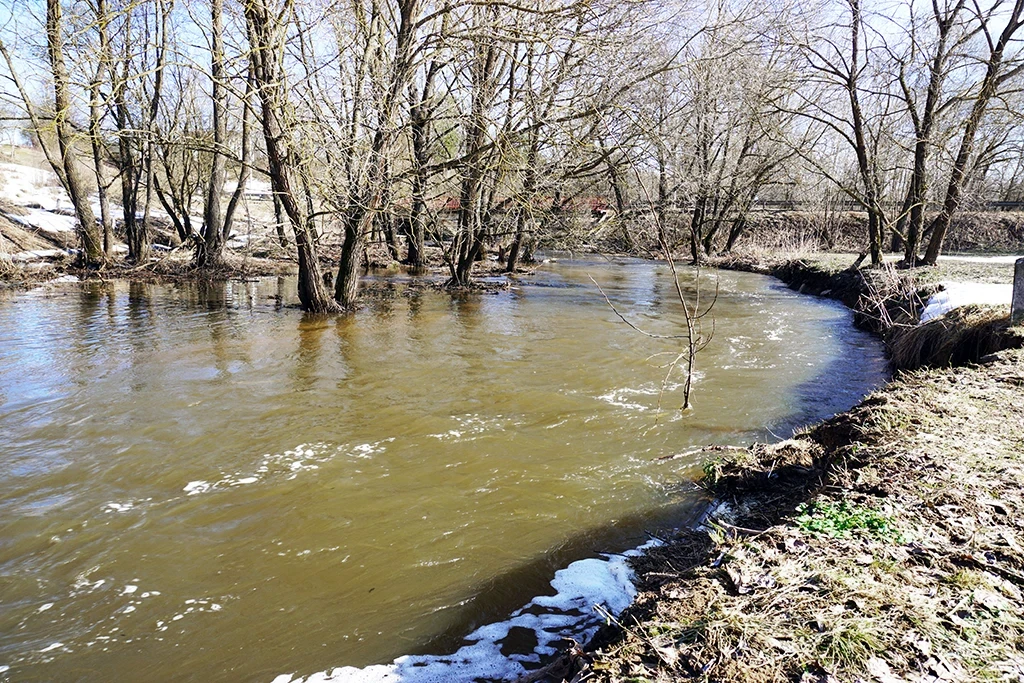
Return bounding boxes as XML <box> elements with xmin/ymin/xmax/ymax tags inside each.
<box><xmin>0</xmin><ymin>259</ymin><xmax>887</xmax><ymax>681</ymax></box>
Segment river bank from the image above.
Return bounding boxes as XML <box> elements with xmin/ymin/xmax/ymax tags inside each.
<box><xmin>549</xmin><ymin>254</ymin><xmax>1024</xmax><ymax>683</ymax></box>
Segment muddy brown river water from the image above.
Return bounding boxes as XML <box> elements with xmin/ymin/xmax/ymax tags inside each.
<box><xmin>0</xmin><ymin>258</ymin><xmax>887</xmax><ymax>682</ymax></box>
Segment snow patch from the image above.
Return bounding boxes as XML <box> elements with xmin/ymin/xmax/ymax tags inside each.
<box><xmin>15</xmin><ymin>208</ymin><xmax>76</xmax><ymax>234</ymax></box>
<box><xmin>938</xmin><ymin>254</ymin><xmax>1023</xmax><ymax>265</ymax></box>
<box><xmin>920</xmin><ymin>281</ymin><xmax>1012</xmax><ymax>323</ymax></box>
<box><xmin>0</xmin><ymin>162</ymin><xmax>65</xmax><ymax>209</ymax></box>
<box><xmin>277</xmin><ymin>540</ymin><xmax>660</xmax><ymax>683</ymax></box>
<box><xmin>10</xmin><ymin>249</ymin><xmax>66</xmax><ymax>262</ymax></box>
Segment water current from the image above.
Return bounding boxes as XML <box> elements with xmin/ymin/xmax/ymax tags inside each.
<box><xmin>0</xmin><ymin>258</ymin><xmax>888</xmax><ymax>681</ymax></box>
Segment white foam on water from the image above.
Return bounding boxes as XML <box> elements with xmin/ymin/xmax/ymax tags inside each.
<box><xmin>598</xmin><ymin>379</ymin><xmax>701</xmax><ymax>413</ymax></box>
<box><xmin>183</xmin><ymin>480</ymin><xmax>211</xmax><ymax>496</ymax></box>
<box><xmin>597</xmin><ymin>388</ymin><xmax>650</xmax><ymax>412</ymax></box>
<box><xmin>427</xmin><ymin>415</ymin><xmax>522</xmax><ymax>443</ymax></box>
<box><xmin>38</xmin><ymin>643</ymin><xmax>64</xmax><ymax>654</ymax></box>
<box><xmin>182</xmin><ymin>440</ymin><xmax>395</xmax><ymax>497</ymax></box>
<box><xmin>103</xmin><ymin>501</ymin><xmax>137</xmax><ymax>513</ymax></box>
<box><xmin>920</xmin><ymin>281</ymin><xmax>1012</xmax><ymax>323</ymax></box>
<box><xmin>158</xmin><ymin>597</ymin><xmax>225</xmax><ymax>632</ymax></box>
<box><xmin>274</xmin><ymin>540</ymin><xmax>660</xmax><ymax>683</ymax></box>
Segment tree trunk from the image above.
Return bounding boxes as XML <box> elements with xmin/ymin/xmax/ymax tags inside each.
<box><xmin>847</xmin><ymin>0</ymin><xmax>885</xmax><ymax>266</ymax></box>
<box><xmin>922</xmin><ymin>0</ymin><xmax>1023</xmax><ymax>265</ymax></box>
<box><xmin>89</xmin><ymin>0</ymin><xmax>113</xmax><ymax>256</ymax></box>
<box><xmin>273</xmin><ymin>193</ymin><xmax>288</xmax><ymax>248</ymax></box>
<box><xmin>900</xmin><ymin>0</ymin><xmax>964</xmax><ymax>265</ymax></box>
<box><xmin>335</xmin><ymin>0</ymin><xmax>420</xmax><ymax>306</ymax></box>
<box><xmin>407</xmin><ymin>193</ymin><xmax>426</xmax><ymax>268</ymax></box>
<box><xmin>453</xmin><ymin>171</ymin><xmax>485</xmax><ymax>286</ymax></box>
<box><xmin>507</xmin><ymin>143</ymin><xmax>538</xmax><ymax>273</ymax></box>
<box><xmin>46</xmin><ymin>0</ymin><xmax>103</xmax><ymax>266</ymax></box>
<box><xmin>89</xmin><ymin>84</ymin><xmax>113</xmax><ymax>258</ymax></box>
<box><xmin>223</xmin><ymin>66</ymin><xmax>255</xmax><ymax>242</ymax></box>
<box><xmin>606</xmin><ymin>155</ymin><xmax>633</xmax><ymax>251</ymax></box>
<box><xmin>114</xmin><ymin>22</ymin><xmax>140</xmax><ymax>263</ymax></box>
<box><xmin>689</xmin><ymin>194</ymin><xmax>707</xmax><ymax>263</ymax></box>
<box><xmin>134</xmin><ymin>0</ymin><xmax>169</xmax><ymax>264</ymax></box>
<box><xmin>197</xmin><ymin>0</ymin><xmax>228</xmax><ymax>268</ymax></box>
<box><xmin>244</xmin><ymin>0</ymin><xmax>338</xmax><ymax>313</ymax></box>
<box><xmin>405</xmin><ymin>58</ymin><xmax>439</xmax><ymax>269</ymax></box>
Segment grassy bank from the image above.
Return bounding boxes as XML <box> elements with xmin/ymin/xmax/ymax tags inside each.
<box><xmin>525</xmin><ymin>254</ymin><xmax>1024</xmax><ymax>683</ymax></box>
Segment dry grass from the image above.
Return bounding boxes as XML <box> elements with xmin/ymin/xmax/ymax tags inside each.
<box><xmin>571</xmin><ymin>255</ymin><xmax>1024</xmax><ymax>683</ymax></box>
<box><xmin>890</xmin><ymin>306</ymin><xmax>1024</xmax><ymax>370</ymax></box>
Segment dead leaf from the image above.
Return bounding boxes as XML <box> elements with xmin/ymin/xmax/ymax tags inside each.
<box><xmin>867</xmin><ymin>656</ymin><xmax>907</xmax><ymax>683</ymax></box>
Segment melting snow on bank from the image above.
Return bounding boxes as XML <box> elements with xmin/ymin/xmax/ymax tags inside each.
<box><xmin>920</xmin><ymin>281</ymin><xmax>1013</xmax><ymax>323</ymax></box>
<box><xmin>272</xmin><ymin>541</ymin><xmax>659</xmax><ymax>683</ymax></box>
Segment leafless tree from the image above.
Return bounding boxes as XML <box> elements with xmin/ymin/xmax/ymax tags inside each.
<box><xmin>244</xmin><ymin>0</ymin><xmax>339</xmax><ymax>312</ymax></box>
<box><xmin>922</xmin><ymin>0</ymin><xmax>1024</xmax><ymax>263</ymax></box>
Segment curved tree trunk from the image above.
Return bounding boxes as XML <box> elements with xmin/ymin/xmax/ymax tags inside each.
<box><xmin>923</xmin><ymin>0</ymin><xmax>1024</xmax><ymax>265</ymax></box>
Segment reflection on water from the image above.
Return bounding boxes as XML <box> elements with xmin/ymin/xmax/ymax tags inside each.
<box><xmin>0</xmin><ymin>259</ymin><xmax>887</xmax><ymax>681</ymax></box>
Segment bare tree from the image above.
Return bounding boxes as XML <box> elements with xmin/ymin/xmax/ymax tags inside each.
<box><xmin>196</xmin><ymin>0</ymin><xmax>230</xmax><ymax>267</ymax></box>
<box><xmin>244</xmin><ymin>0</ymin><xmax>338</xmax><ymax>312</ymax></box>
<box><xmin>889</xmin><ymin>0</ymin><xmax>971</xmax><ymax>264</ymax></box>
<box><xmin>87</xmin><ymin>0</ymin><xmax>116</xmax><ymax>256</ymax></box>
<box><xmin>334</xmin><ymin>0</ymin><xmax>422</xmax><ymax>306</ymax></box>
<box><xmin>922</xmin><ymin>0</ymin><xmax>1024</xmax><ymax>264</ymax></box>
<box><xmin>46</xmin><ymin>0</ymin><xmax>104</xmax><ymax>266</ymax></box>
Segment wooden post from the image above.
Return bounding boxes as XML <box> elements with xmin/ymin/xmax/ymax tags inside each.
<box><xmin>1013</xmin><ymin>257</ymin><xmax>1024</xmax><ymax>326</ymax></box>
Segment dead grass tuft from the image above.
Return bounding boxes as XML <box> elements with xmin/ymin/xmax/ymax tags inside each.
<box><xmin>889</xmin><ymin>305</ymin><xmax>1024</xmax><ymax>370</ymax></box>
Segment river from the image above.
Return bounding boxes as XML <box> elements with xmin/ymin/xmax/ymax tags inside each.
<box><xmin>0</xmin><ymin>258</ymin><xmax>887</xmax><ymax>681</ymax></box>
